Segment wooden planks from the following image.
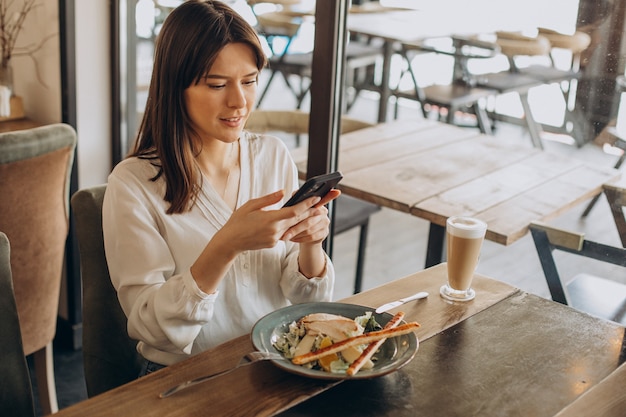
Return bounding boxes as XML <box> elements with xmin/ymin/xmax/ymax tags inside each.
<box><xmin>412</xmin><ymin>150</ymin><xmax>619</xmax><ymax>244</ymax></box>
<box><xmin>339</xmin><ymin>122</ymin><xmax>479</xmax><ymax>172</ymax></box>
<box><xmin>340</xmin><ymin>132</ymin><xmax>534</xmax><ymax>213</ymax></box>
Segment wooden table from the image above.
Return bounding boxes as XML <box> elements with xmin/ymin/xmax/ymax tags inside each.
<box><xmin>53</xmin><ymin>264</ymin><xmax>625</xmax><ymax>417</ymax></box>
<box><xmin>293</xmin><ymin>119</ymin><xmax>621</xmax><ymax>267</ymax></box>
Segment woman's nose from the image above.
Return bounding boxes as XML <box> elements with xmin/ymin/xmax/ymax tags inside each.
<box><xmin>227</xmin><ymin>85</ymin><xmax>247</xmax><ymax>108</ymax></box>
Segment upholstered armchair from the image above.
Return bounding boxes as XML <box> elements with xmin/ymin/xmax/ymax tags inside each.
<box><xmin>0</xmin><ymin>123</ymin><xmax>77</xmax><ymax>414</ymax></box>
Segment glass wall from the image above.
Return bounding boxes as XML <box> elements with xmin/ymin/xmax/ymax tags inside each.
<box><xmin>112</xmin><ymin>0</ymin><xmax>626</xmax><ymax>161</ymax></box>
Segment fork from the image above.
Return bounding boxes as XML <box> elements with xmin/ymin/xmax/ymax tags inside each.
<box><xmin>159</xmin><ymin>351</ymin><xmax>285</xmax><ymax>398</ymax></box>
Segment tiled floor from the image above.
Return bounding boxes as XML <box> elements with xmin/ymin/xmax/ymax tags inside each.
<box><xmin>38</xmin><ymin>66</ymin><xmax>626</xmax><ymax>415</ymax></box>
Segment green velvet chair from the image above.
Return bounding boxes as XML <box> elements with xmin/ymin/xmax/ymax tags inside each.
<box><xmin>71</xmin><ymin>185</ymin><xmax>144</xmax><ymax>397</ymax></box>
<box><xmin>0</xmin><ymin>232</ymin><xmax>36</xmax><ymax>417</ymax></box>
<box><xmin>0</xmin><ymin>123</ymin><xmax>77</xmax><ymax>414</ymax></box>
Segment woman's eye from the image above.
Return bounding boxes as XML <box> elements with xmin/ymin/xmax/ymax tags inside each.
<box><xmin>208</xmin><ymin>84</ymin><xmax>226</xmax><ymax>90</ymax></box>
<box><xmin>243</xmin><ymin>79</ymin><xmax>257</xmax><ymax>86</ymax></box>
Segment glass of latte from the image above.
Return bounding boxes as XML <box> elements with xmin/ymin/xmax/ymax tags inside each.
<box><xmin>440</xmin><ymin>216</ymin><xmax>487</xmax><ymax>302</ymax></box>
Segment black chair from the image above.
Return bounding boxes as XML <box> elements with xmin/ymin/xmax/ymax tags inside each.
<box><xmin>394</xmin><ymin>36</ymin><xmax>499</xmax><ymax>134</ymax></box>
<box><xmin>253</xmin><ymin>10</ymin><xmax>311</xmax><ymax>109</ymax></box>
<box><xmin>529</xmin><ymin>221</ymin><xmax>626</xmax><ymax>325</ymax></box>
<box><xmin>71</xmin><ymin>186</ymin><xmax>144</xmax><ymax>397</ymax></box>
<box><xmin>0</xmin><ymin>232</ymin><xmax>36</xmax><ymax>417</ymax></box>
<box><xmin>245</xmin><ymin>109</ymin><xmax>382</xmax><ymax>293</ymax></box>
<box><xmin>249</xmin><ymin>5</ymin><xmax>382</xmax><ymax>112</ymax></box>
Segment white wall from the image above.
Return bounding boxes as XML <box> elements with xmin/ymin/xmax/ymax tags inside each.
<box><xmin>15</xmin><ymin>1</ymin><xmax>112</xmax><ymax>188</ymax></box>
<box><xmin>75</xmin><ymin>0</ymin><xmax>112</xmax><ymax>188</ymax></box>
<box><xmin>13</xmin><ymin>1</ymin><xmax>61</xmax><ymax>123</ymax></box>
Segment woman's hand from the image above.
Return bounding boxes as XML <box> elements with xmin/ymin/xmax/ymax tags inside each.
<box><xmin>281</xmin><ymin>189</ymin><xmax>341</xmax><ymax>278</ymax></box>
<box><xmin>191</xmin><ymin>189</ymin><xmax>341</xmax><ymax>292</ymax></box>
<box><xmin>219</xmin><ymin>189</ymin><xmax>340</xmax><ymax>253</ymax></box>
<box><xmin>281</xmin><ymin>189</ymin><xmax>341</xmax><ymax>244</ymax></box>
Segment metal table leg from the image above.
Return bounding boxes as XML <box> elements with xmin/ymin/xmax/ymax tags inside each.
<box><xmin>425</xmin><ymin>223</ymin><xmax>446</xmax><ymax>268</ymax></box>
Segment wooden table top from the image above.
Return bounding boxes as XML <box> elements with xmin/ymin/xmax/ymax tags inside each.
<box><xmin>281</xmin><ymin>289</ymin><xmax>626</xmax><ymax>417</ymax></box>
<box><xmin>0</xmin><ymin>118</ymin><xmax>42</xmax><ymax>133</ymax></box>
<box><xmin>293</xmin><ymin>119</ymin><xmax>621</xmax><ymax>245</ymax></box>
<box><xmin>347</xmin><ymin>7</ymin><xmax>530</xmax><ymax>45</ymax></box>
<box><xmin>554</xmin><ymin>362</ymin><xmax>626</xmax><ymax>417</ymax></box>
<box><xmin>53</xmin><ymin>264</ymin><xmax>625</xmax><ymax>417</ymax></box>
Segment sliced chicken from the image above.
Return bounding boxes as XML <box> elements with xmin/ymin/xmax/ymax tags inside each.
<box><xmin>301</xmin><ymin>313</ymin><xmax>363</xmax><ymax>342</ymax></box>
<box><xmin>293</xmin><ymin>333</ymin><xmax>317</xmax><ymax>357</ymax></box>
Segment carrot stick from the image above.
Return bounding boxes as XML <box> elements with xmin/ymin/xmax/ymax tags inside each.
<box><xmin>292</xmin><ymin>321</ymin><xmax>420</xmax><ymax>365</ymax></box>
<box><xmin>346</xmin><ymin>311</ymin><xmax>405</xmax><ymax>376</ymax></box>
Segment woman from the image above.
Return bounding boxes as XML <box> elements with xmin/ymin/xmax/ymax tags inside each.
<box><xmin>102</xmin><ymin>0</ymin><xmax>339</xmax><ymax>374</ymax></box>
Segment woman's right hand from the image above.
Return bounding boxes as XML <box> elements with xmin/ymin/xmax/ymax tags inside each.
<box><xmin>219</xmin><ymin>190</ymin><xmax>326</xmax><ymax>253</ymax></box>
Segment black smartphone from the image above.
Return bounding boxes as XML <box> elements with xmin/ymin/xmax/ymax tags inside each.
<box><xmin>282</xmin><ymin>171</ymin><xmax>343</xmax><ymax>207</ymax></box>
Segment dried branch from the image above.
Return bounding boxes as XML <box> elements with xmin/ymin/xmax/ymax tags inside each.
<box><xmin>15</xmin><ymin>31</ymin><xmax>57</xmax><ymax>88</ymax></box>
<box><xmin>0</xmin><ymin>0</ymin><xmax>40</xmax><ymax>64</ymax></box>
<box><xmin>0</xmin><ymin>0</ymin><xmax>57</xmax><ymax>89</ymax></box>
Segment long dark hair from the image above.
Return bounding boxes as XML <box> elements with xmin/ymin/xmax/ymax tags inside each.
<box><xmin>131</xmin><ymin>0</ymin><xmax>267</xmax><ymax>214</ymax></box>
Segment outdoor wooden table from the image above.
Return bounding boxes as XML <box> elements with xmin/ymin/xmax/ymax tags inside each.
<box><xmin>53</xmin><ymin>264</ymin><xmax>625</xmax><ymax>417</ymax></box>
<box><xmin>347</xmin><ymin>9</ymin><xmax>521</xmax><ymax>123</ymax></box>
<box><xmin>293</xmin><ymin>119</ymin><xmax>621</xmax><ymax>267</ymax></box>
<box><xmin>347</xmin><ymin>9</ymin><xmax>574</xmax><ymax>147</ymax></box>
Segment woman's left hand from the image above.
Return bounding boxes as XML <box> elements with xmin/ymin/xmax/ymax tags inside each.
<box><xmin>281</xmin><ymin>189</ymin><xmax>341</xmax><ymax>244</ymax></box>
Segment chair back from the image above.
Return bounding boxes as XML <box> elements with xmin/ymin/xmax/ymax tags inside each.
<box><xmin>529</xmin><ymin>221</ymin><xmax>626</xmax><ymax>324</ymax></box>
<box><xmin>71</xmin><ymin>185</ymin><xmax>143</xmax><ymax>397</ymax></box>
<box><xmin>495</xmin><ymin>31</ymin><xmax>551</xmax><ymax>57</ymax></box>
<box><xmin>0</xmin><ymin>232</ymin><xmax>35</xmax><ymax>417</ymax></box>
<box><xmin>245</xmin><ymin>109</ymin><xmax>373</xmax><ymax>135</ymax></box>
<box><xmin>603</xmin><ymin>182</ymin><xmax>626</xmax><ymax>248</ymax></box>
<box><xmin>537</xmin><ymin>27</ymin><xmax>591</xmax><ymax>71</ymax></box>
<box><xmin>0</xmin><ymin>123</ymin><xmax>76</xmax><ymax>356</ymax></box>
<box><xmin>256</xmin><ymin>12</ymin><xmax>302</xmax><ymax>39</ymax></box>
<box><xmin>246</xmin><ymin>0</ymin><xmax>304</xmax><ymax>52</ymax></box>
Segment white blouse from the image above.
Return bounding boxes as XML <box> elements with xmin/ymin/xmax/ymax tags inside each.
<box><xmin>102</xmin><ymin>131</ymin><xmax>335</xmax><ymax>365</ymax></box>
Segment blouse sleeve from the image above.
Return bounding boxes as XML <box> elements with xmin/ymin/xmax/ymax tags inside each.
<box><xmin>103</xmin><ymin>169</ymin><xmax>213</xmax><ymax>356</ymax></box>
<box><xmin>280</xmin><ymin>248</ymin><xmax>335</xmax><ymax>303</ymax></box>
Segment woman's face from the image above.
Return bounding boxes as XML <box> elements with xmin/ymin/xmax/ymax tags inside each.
<box><xmin>184</xmin><ymin>42</ymin><xmax>259</xmax><ymax>145</ymax></box>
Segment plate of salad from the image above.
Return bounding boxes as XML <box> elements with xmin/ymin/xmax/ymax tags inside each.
<box><xmin>250</xmin><ymin>302</ymin><xmax>419</xmax><ymax>380</ymax></box>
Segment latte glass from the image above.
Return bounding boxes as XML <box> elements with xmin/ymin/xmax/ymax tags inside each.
<box><xmin>440</xmin><ymin>216</ymin><xmax>487</xmax><ymax>302</ymax></box>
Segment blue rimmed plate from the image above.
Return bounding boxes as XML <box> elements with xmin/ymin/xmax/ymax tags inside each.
<box><xmin>250</xmin><ymin>302</ymin><xmax>419</xmax><ymax>380</ymax></box>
